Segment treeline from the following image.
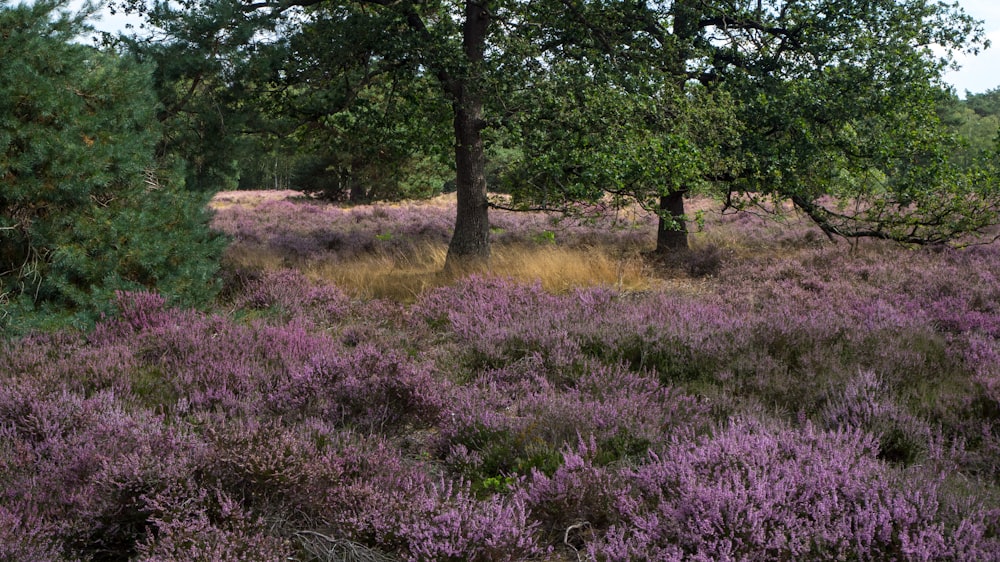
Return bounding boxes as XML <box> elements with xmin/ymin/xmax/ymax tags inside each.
<box><xmin>204</xmin><ymin>83</ymin><xmax>1000</xmax><ymax>213</ymax></box>
<box><xmin>941</xmin><ymin>89</ymin><xmax>1000</xmax><ymax>169</ymax></box>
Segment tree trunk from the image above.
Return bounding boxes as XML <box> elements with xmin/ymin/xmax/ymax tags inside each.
<box><xmin>653</xmin><ymin>0</ymin><xmax>699</xmax><ymax>255</ymax></box>
<box><xmin>445</xmin><ymin>99</ymin><xmax>490</xmax><ymax>268</ymax></box>
<box><xmin>655</xmin><ymin>190</ymin><xmax>688</xmax><ymax>254</ymax></box>
<box><xmin>444</xmin><ymin>1</ymin><xmax>491</xmax><ymax>270</ymax></box>
<box><xmin>348</xmin><ymin>156</ymin><xmax>367</xmax><ymax>203</ymax></box>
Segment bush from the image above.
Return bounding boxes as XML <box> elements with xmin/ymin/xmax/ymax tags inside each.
<box><xmin>0</xmin><ymin>1</ymin><xmax>224</xmax><ymax>333</ymax></box>
<box><xmin>589</xmin><ymin>419</ymin><xmax>1000</xmax><ymax>560</ymax></box>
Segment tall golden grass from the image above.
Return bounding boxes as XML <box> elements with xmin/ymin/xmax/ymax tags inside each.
<box><xmin>301</xmin><ymin>242</ymin><xmax>654</xmax><ymax>301</ymax></box>
<box><xmin>221</xmin><ymin>238</ymin><xmax>662</xmax><ymax>301</ymax></box>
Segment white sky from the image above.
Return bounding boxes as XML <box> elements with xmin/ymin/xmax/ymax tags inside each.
<box><xmin>78</xmin><ymin>0</ymin><xmax>999</xmax><ymax>96</ymax></box>
<box><xmin>941</xmin><ymin>0</ymin><xmax>1000</xmax><ymax>96</ymax></box>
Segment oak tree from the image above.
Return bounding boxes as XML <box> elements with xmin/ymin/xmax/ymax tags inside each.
<box><xmin>115</xmin><ymin>0</ymin><xmax>997</xmax><ymax>261</ymax></box>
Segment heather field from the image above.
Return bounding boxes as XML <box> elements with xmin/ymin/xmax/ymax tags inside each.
<box><xmin>6</xmin><ymin>191</ymin><xmax>1000</xmax><ymax>560</ymax></box>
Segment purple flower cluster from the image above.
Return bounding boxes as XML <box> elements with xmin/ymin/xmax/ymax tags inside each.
<box><xmin>5</xmin><ymin>194</ymin><xmax>1000</xmax><ymax>559</ymax></box>
<box><xmin>588</xmin><ymin>420</ymin><xmax>999</xmax><ymax>560</ymax></box>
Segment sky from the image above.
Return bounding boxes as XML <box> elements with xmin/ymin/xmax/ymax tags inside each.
<box><xmin>941</xmin><ymin>0</ymin><xmax>1000</xmax><ymax>96</ymax></box>
<box><xmin>78</xmin><ymin>0</ymin><xmax>999</xmax><ymax>96</ymax></box>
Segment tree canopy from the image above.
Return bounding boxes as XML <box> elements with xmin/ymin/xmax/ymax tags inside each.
<box><xmin>111</xmin><ymin>0</ymin><xmax>999</xmax><ymax>262</ymax></box>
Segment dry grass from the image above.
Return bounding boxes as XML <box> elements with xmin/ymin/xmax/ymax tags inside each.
<box><xmin>304</xmin><ymin>243</ymin><xmax>447</xmax><ymax>302</ymax></box>
<box><xmin>492</xmin><ymin>244</ymin><xmax>651</xmax><ymax>291</ymax></box>
<box><xmin>209</xmin><ymin>189</ymin><xmax>303</xmax><ymax>210</ymax></box>
<box><xmin>300</xmin><ymin>242</ymin><xmax>654</xmax><ymax>301</ymax></box>
<box><xmin>221</xmin><ymin>244</ymin><xmax>288</xmax><ymax>273</ymax></box>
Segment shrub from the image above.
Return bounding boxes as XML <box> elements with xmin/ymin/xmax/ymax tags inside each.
<box><xmin>135</xmin><ymin>483</ymin><xmax>295</xmax><ymax>561</ymax></box>
<box><xmin>524</xmin><ymin>437</ymin><xmax>629</xmax><ymax>541</ymax></box>
<box><xmin>0</xmin><ymin>504</ymin><xmax>61</xmax><ymax>561</ymax></box>
<box><xmin>401</xmin><ymin>482</ymin><xmax>544</xmax><ymax>561</ymax></box>
<box><xmin>589</xmin><ymin>419</ymin><xmax>1000</xmax><ymax>560</ymax></box>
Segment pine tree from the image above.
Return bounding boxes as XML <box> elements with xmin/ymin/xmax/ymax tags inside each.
<box><xmin>0</xmin><ymin>0</ymin><xmax>224</xmax><ymax>333</ymax></box>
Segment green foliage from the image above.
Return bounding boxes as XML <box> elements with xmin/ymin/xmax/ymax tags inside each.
<box><xmin>497</xmin><ymin>0</ymin><xmax>999</xmax><ymax>245</ymax></box>
<box><xmin>500</xmin><ymin>61</ymin><xmax>737</xmax><ymax>215</ymax></box>
<box><xmin>111</xmin><ymin>0</ymin><xmax>299</xmax><ymax>193</ymax></box>
<box><xmin>531</xmin><ymin>230</ymin><xmax>556</xmax><ymax>245</ymax></box>
<box><xmin>111</xmin><ymin>0</ymin><xmax>1000</xmax><ymax>249</ymax></box>
<box><xmin>281</xmin><ymin>61</ymin><xmax>454</xmax><ymax>202</ymax></box>
<box><xmin>480</xmin><ymin>475</ymin><xmax>516</xmax><ymax>495</ymax></box>
<box><xmin>595</xmin><ymin>431</ymin><xmax>653</xmax><ymax>466</ymax></box>
<box><xmin>114</xmin><ymin>0</ymin><xmax>456</xmax><ymax>201</ymax></box>
<box><xmin>448</xmin><ymin>425</ymin><xmax>563</xmax><ymax>495</ymax></box>
<box><xmin>936</xmin><ymin>88</ymin><xmax>1000</xmax><ymax>172</ymax></box>
<box><xmin>0</xmin><ymin>0</ymin><xmax>224</xmax><ymax>333</ymax></box>
<box><xmin>712</xmin><ymin>2</ymin><xmax>999</xmax><ymax>244</ymax></box>
<box><xmin>966</xmin><ymin>87</ymin><xmax>1000</xmax><ymax>118</ymax></box>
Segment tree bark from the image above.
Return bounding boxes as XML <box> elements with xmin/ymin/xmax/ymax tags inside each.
<box><xmin>655</xmin><ymin>190</ymin><xmax>688</xmax><ymax>254</ymax></box>
<box><xmin>653</xmin><ymin>0</ymin><xmax>700</xmax><ymax>254</ymax></box>
<box><xmin>445</xmin><ymin>98</ymin><xmax>490</xmax><ymax>268</ymax></box>
<box><xmin>348</xmin><ymin>156</ymin><xmax>367</xmax><ymax>203</ymax></box>
<box><xmin>444</xmin><ymin>1</ymin><xmax>492</xmax><ymax>270</ymax></box>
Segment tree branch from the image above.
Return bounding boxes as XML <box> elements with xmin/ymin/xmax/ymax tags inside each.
<box><xmin>789</xmin><ymin>195</ymin><xmax>968</xmax><ymax>245</ymax></box>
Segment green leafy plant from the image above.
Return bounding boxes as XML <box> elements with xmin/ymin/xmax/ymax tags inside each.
<box><xmin>531</xmin><ymin>230</ymin><xmax>556</xmax><ymax>245</ymax></box>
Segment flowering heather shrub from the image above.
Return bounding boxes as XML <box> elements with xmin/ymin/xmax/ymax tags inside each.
<box><xmin>524</xmin><ymin>436</ymin><xmax>630</xmax><ymax>540</ymax></box>
<box><xmin>92</xmin><ymin>292</ymin><xmax>444</xmax><ymax>432</ymax></box>
<box><xmin>194</xmin><ymin>416</ymin><xmax>439</xmax><ymax>549</ymax></box>
<box><xmin>0</xmin><ymin>381</ymin><xmax>207</xmax><ymax>559</ymax></box>
<box><xmin>438</xmin><ymin>377</ymin><xmax>565</xmax><ymax>484</ymax></box>
<box><xmin>212</xmin><ymin>198</ymin><xmax>453</xmax><ymax>263</ymax></box>
<box><xmin>819</xmin><ymin>369</ymin><xmax>932</xmax><ymax>464</ymax></box>
<box><xmin>211</xmin><ymin>194</ymin><xmax>655</xmax><ymax>266</ymax></box>
<box><xmin>135</xmin><ymin>483</ymin><xmax>295</xmax><ymax>561</ymax></box>
<box><xmin>682</xmin><ymin>243</ymin><xmax>726</xmax><ymax>277</ymax></box>
<box><xmin>414</xmin><ymin>275</ymin><xmax>748</xmax><ymax>379</ymax></box>
<box><xmin>89</xmin><ymin>292</ymin><xmax>331</xmax><ymax>415</ymax></box>
<box><xmin>967</xmin><ymin>334</ymin><xmax>1000</xmax><ymax>402</ymax></box>
<box><xmin>9</xmin><ymin>194</ymin><xmax>1000</xmax><ymax>559</ymax></box>
<box><xmin>233</xmin><ymin>268</ymin><xmax>350</xmax><ymax>325</ymax></box>
<box><xmin>200</xmin><ymin>417</ymin><xmax>326</xmax><ymax>511</ymax></box>
<box><xmin>0</xmin><ymin>504</ymin><xmax>60</xmax><ymax>560</ymax></box>
<box><xmin>401</xmin><ymin>482</ymin><xmax>544</xmax><ymax>561</ymax></box>
<box><xmin>436</xmin><ymin>357</ymin><xmax>709</xmax><ymax>502</ymax></box>
<box><xmin>589</xmin><ymin>419</ymin><xmax>1000</xmax><ymax>561</ymax></box>
<box><xmin>412</xmin><ymin>260</ymin><xmax>999</xmax><ymax>453</ymax></box>
<box><xmin>415</xmin><ymin>276</ymin><xmax>579</xmax><ymax>370</ymax></box>
<box><xmin>0</xmin><ymin>329</ymin><xmax>138</xmax><ymax>398</ymax></box>
<box><xmin>266</xmin><ymin>343</ymin><xmax>447</xmax><ymax>431</ymax></box>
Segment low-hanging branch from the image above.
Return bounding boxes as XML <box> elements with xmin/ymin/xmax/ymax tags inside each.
<box><xmin>789</xmin><ymin>195</ymin><xmax>999</xmax><ymax>246</ymax></box>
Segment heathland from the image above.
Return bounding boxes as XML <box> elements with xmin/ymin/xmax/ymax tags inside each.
<box><xmin>4</xmin><ymin>191</ymin><xmax>1000</xmax><ymax>560</ymax></box>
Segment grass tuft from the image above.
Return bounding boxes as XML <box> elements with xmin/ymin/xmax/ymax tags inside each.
<box><xmin>297</xmin><ymin>242</ymin><xmax>652</xmax><ymax>301</ymax></box>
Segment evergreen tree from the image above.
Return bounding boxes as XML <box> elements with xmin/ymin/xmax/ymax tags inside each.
<box><xmin>0</xmin><ymin>0</ymin><xmax>225</xmax><ymax>333</ymax></box>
